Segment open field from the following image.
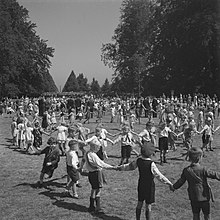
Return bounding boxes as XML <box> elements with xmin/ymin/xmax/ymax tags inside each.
<box><xmin>0</xmin><ymin>113</ymin><xmax>220</xmax><ymax>220</ymax></box>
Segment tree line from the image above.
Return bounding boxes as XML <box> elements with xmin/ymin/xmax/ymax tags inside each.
<box><xmin>1</xmin><ymin>0</ymin><xmax>220</xmax><ymax>98</ymax></box>
<box><xmin>62</xmin><ymin>70</ymin><xmax>111</xmax><ymax>96</ymax></box>
<box><xmin>101</xmin><ymin>0</ymin><xmax>220</xmax><ymax>97</ymax></box>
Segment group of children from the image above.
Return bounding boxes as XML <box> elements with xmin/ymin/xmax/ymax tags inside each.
<box><xmin>8</xmin><ymin>104</ymin><xmax>220</xmax><ymax>220</ymax></box>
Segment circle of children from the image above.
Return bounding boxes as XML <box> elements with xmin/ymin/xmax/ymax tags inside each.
<box><xmin>2</xmin><ymin>93</ymin><xmax>220</xmax><ymax>220</ymax></box>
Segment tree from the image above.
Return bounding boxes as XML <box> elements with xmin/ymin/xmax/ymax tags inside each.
<box><xmin>90</xmin><ymin>78</ymin><xmax>100</xmax><ymax>95</ymax></box>
<box><xmin>101</xmin><ymin>78</ymin><xmax>111</xmax><ymax>95</ymax></box>
<box><xmin>76</xmin><ymin>73</ymin><xmax>89</xmax><ymax>92</ymax></box>
<box><xmin>62</xmin><ymin>70</ymin><xmax>79</xmax><ymax>92</ymax></box>
<box><xmin>102</xmin><ymin>0</ymin><xmax>220</xmax><ymax>96</ymax></box>
<box><xmin>0</xmin><ymin>0</ymin><xmax>57</xmax><ymax>97</ymax></box>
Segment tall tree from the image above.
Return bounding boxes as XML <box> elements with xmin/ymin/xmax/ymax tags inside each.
<box><xmin>62</xmin><ymin>70</ymin><xmax>79</xmax><ymax>92</ymax></box>
<box><xmin>90</xmin><ymin>77</ymin><xmax>100</xmax><ymax>94</ymax></box>
<box><xmin>102</xmin><ymin>0</ymin><xmax>220</xmax><ymax>96</ymax></box>
<box><xmin>76</xmin><ymin>73</ymin><xmax>89</xmax><ymax>92</ymax></box>
<box><xmin>0</xmin><ymin>0</ymin><xmax>57</xmax><ymax>97</ymax></box>
<box><xmin>101</xmin><ymin>78</ymin><xmax>111</xmax><ymax>95</ymax></box>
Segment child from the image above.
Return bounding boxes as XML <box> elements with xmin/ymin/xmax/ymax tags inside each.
<box><xmin>11</xmin><ymin>117</ymin><xmax>18</xmax><ymax>146</ymax></box>
<box><xmin>24</xmin><ymin>121</ymin><xmax>34</xmax><ymax>153</ymax></box>
<box><xmin>17</xmin><ymin>118</ymin><xmax>26</xmax><ymax>149</ymax></box>
<box><xmin>37</xmin><ymin>137</ymin><xmax>60</xmax><ymax>186</ymax></box>
<box><xmin>138</xmin><ymin>121</ymin><xmax>156</xmax><ymax>146</ymax></box>
<box><xmin>32</xmin><ymin>121</ymin><xmax>50</xmax><ymax>151</ymax></box>
<box><xmin>64</xmin><ymin>140</ymin><xmax>81</xmax><ymax>199</ymax></box>
<box><xmin>85</xmin><ymin>127</ymin><xmax>114</xmax><ymax>161</ymax></box>
<box><xmin>178</xmin><ymin>122</ymin><xmax>197</xmax><ymax>160</ymax></box>
<box><xmin>53</xmin><ymin>122</ymin><xmax>68</xmax><ymax>156</ymax></box>
<box><xmin>172</xmin><ymin>147</ymin><xmax>220</xmax><ymax>220</ymax></box>
<box><xmin>80</xmin><ymin>138</ymin><xmax>117</xmax><ymax>213</ymax></box>
<box><xmin>113</xmin><ymin>125</ymin><xmax>137</xmax><ymax>165</ymax></box>
<box><xmin>157</xmin><ymin>122</ymin><xmax>178</xmax><ymax>165</ymax></box>
<box><xmin>119</xmin><ymin>142</ymin><xmax>173</xmax><ymax>220</ymax></box>
<box><xmin>198</xmin><ymin>117</ymin><xmax>220</xmax><ymax>152</ymax></box>
<box><xmin>68</xmin><ymin>108</ymin><xmax>75</xmax><ymax>125</ymax></box>
<box><xmin>75</xmin><ymin>123</ymin><xmax>90</xmax><ymax>157</ymax></box>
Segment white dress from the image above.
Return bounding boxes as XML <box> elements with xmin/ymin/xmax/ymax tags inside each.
<box><xmin>57</xmin><ymin>125</ymin><xmax>68</xmax><ymax>142</ymax></box>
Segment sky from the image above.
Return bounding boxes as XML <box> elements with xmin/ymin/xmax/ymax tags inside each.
<box><xmin>17</xmin><ymin>0</ymin><xmax>123</xmax><ymax>91</ymax></box>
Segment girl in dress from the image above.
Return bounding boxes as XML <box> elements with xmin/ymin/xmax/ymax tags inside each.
<box><xmin>32</xmin><ymin>121</ymin><xmax>50</xmax><ymax>151</ymax></box>
<box><xmin>11</xmin><ymin>117</ymin><xmax>18</xmax><ymax>146</ymax></box>
<box><xmin>17</xmin><ymin>118</ymin><xmax>26</xmax><ymax>149</ymax></box>
<box><xmin>54</xmin><ymin>122</ymin><xmax>68</xmax><ymax>156</ymax></box>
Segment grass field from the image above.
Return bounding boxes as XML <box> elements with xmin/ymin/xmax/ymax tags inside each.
<box><xmin>0</xmin><ymin>112</ymin><xmax>219</xmax><ymax>220</ymax></box>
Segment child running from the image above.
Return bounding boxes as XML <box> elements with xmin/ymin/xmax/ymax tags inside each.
<box><xmin>36</xmin><ymin>137</ymin><xmax>60</xmax><ymax>187</ymax></box>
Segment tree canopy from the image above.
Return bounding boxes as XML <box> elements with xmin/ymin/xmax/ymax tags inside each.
<box><xmin>102</xmin><ymin>0</ymin><xmax>220</xmax><ymax>96</ymax></box>
<box><xmin>0</xmin><ymin>0</ymin><xmax>58</xmax><ymax>97</ymax></box>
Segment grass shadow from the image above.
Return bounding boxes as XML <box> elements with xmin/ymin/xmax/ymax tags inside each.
<box><xmin>14</xmin><ymin>177</ymin><xmax>67</xmax><ymax>189</ymax></box>
<box><xmin>90</xmin><ymin>212</ymin><xmax>125</xmax><ymax>220</ymax></box>
<box><xmin>12</xmin><ymin>148</ymin><xmax>28</xmax><ymax>155</ymax></box>
<box><xmin>52</xmin><ymin>198</ymin><xmax>124</xmax><ymax>220</ymax></box>
<box><xmin>5</xmin><ymin>138</ymin><xmax>13</xmax><ymax>143</ymax></box>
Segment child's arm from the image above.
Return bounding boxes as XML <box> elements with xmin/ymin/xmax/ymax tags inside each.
<box><xmin>118</xmin><ymin>159</ymin><xmax>138</xmax><ymax>171</ymax></box>
<box><xmin>205</xmin><ymin>168</ymin><xmax>220</xmax><ymax>180</ymax></box>
<box><xmin>151</xmin><ymin>162</ymin><xmax>173</xmax><ymax>186</ymax></box>
<box><xmin>105</xmin><ymin>137</ymin><xmax>114</xmax><ymax>144</ymax></box>
<box><xmin>213</xmin><ymin>126</ymin><xmax>220</xmax><ymax>133</ymax></box>
<box><xmin>173</xmin><ymin>169</ymin><xmax>187</xmax><ymax>190</ymax></box>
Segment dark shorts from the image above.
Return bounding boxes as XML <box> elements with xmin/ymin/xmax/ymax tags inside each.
<box><xmin>67</xmin><ymin>165</ymin><xmax>79</xmax><ymax>183</ymax></box>
<box><xmin>121</xmin><ymin>145</ymin><xmax>132</xmax><ymax>159</ymax></box>
<box><xmin>88</xmin><ymin>170</ymin><xmax>103</xmax><ymax>189</ymax></box>
<box><xmin>202</xmin><ymin>134</ymin><xmax>210</xmax><ymax>145</ymax></box>
<box><xmin>159</xmin><ymin>137</ymin><xmax>168</xmax><ymax>151</ymax></box>
<box><xmin>190</xmin><ymin>200</ymin><xmax>210</xmax><ymax>215</ymax></box>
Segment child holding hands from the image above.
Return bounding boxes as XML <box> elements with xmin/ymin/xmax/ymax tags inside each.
<box><xmin>80</xmin><ymin>138</ymin><xmax>118</xmax><ymax>213</ymax></box>
<box><xmin>118</xmin><ymin>142</ymin><xmax>173</xmax><ymax>220</ymax></box>
<box><xmin>64</xmin><ymin>139</ymin><xmax>81</xmax><ymax>199</ymax></box>
<box><xmin>172</xmin><ymin>147</ymin><xmax>220</xmax><ymax>220</ymax></box>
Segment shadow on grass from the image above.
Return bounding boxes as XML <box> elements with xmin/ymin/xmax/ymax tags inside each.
<box><xmin>14</xmin><ymin>177</ymin><xmax>67</xmax><ymax>189</ymax></box>
<box><xmin>5</xmin><ymin>137</ymin><xmax>13</xmax><ymax>143</ymax></box>
<box><xmin>49</xmin><ymin>197</ymin><xmax>125</xmax><ymax>220</ymax></box>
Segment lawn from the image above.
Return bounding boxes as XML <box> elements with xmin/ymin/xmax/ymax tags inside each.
<box><xmin>0</xmin><ymin>112</ymin><xmax>219</xmax><ymax>220</ymax></box>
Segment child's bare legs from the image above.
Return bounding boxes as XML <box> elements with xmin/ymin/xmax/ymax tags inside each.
<box><xmin>204</xmin><ymin>214</ymin><xmax>210</xmax><ymax>220</ymax></box>
<box><xmin>136</xmin><ymin>202</ymin><xmax>151</xmax><ymax>220</ymax></box>
<box><xmin>65</xmin><ymin>180</ymin><xmax>78</xmax><ymax>198</ymax></box>
<box><xmin>160</xmin><ymin>150</ymin><xmax>167</xmax><ymax>164</ymax></box>
<box><xmin>39</xmin><ymin>172</ymin><xmax>45</xmax><ymax>184</ymax></box>
<box><xmin>58</xmin><ymin>142</ymin><xmax>65</xmax><ymax>155</ymax></box>
<box><xmin>160</xmin><ymin>150</ymin><xmax>163</xmax><ymax>165</ymax></box>
<box><xmin>136</xmin><ymin>201</ymin><xmax>143</xmax><ymax>220</ymax></box>
<box><xmin>145</xmin><ymin>204</ymin><xmax>152</xmax><ymax>220</ymax></box>
<box><xmin>208</xmin><ymin>141</ymin><xmax>213</xmax><ymax>151</ymax></box>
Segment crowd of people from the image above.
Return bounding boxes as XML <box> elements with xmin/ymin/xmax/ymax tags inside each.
<box><xmin>1</xmin><ymin>92</ymin><xmax>220</xmax><ymax>220</ymax></box>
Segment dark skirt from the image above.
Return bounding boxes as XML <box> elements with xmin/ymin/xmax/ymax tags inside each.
<box><xmin>121</xmin><ymin>145</ymin><xmax>132</xmax><ymax>159</ymax></box>
<box><xmin>67</xmin><ymin>165</ymin><xmax>79</xmax><ymax>183</ymax></box>
<box><xmin>159</xmin><ymin>137</ymin><xmax>168</xmax><ymax>151</ymax></box>
<box><xmin>138</xmin><ymin>180</ymin><xmax>155</xmax><ymax>204</ymax></box>
<box><xmin>202</xmin><ymin>134</ymin><xmax>210</xmax><ymax>145</ymax></box>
